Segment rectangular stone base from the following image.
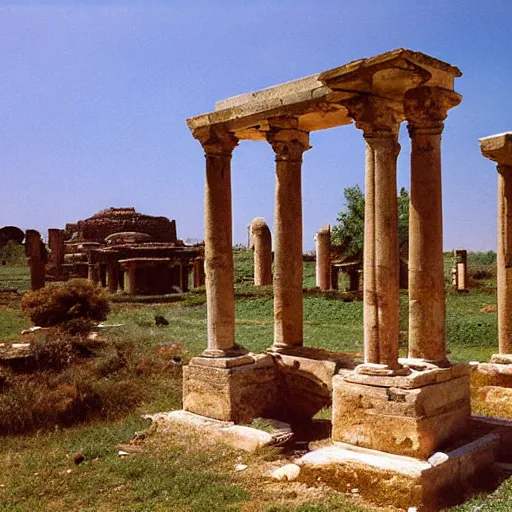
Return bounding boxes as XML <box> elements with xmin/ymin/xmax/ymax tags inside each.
<box><xmin>332</xmin><ymin>368</ymin><xmax>471</xmax><ymax>459</ymax></box>
<box><xmin>183</xmin><ymin>353</ymin><xmax>278</xmax><ymax>423</ymax></box>
<box><xmin>298</xmin><ymin>433</ymin><xmax>500</xmax><ymax>511</ymax></box>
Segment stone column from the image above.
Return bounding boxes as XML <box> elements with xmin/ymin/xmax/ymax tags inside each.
<box><xmin>497</xmin><ymin>164</ymin><xmax>512</xmax><ymax>354</ymax></box>
<box><xmin>315</xmin><ymin>224</ymin><xmax>331</xmax><ymax>291</ymax></box>
<box><xmin>48</xmin><ymin>228</ymin><xmax>65</xmax><ymax>272</ymax></box>
<box><xmin>343</xmin><ymin>97</ymin><xmax>403</xmax><ymax>372</ymax></box>
<box><xmin>404</xmin><ymin>87</ymin><xmax>461</xmax><ymax>365</ymax></box>
<box><xmin>180</xmin><ymin>262</ymin><xmax>190</xmax><ymax>293</ymax></box>
<box><xmin>193</xmin><ymin>257</ymin><xmax>205</xmax><ymax>288</ymax></box>
<box><xmin>25</xmin><ymin>230</ymin><xmax>45</xmax><ymax>290</ymax></box>
<box><xmin>480</xmin><ymin>132</ymin><xmax>512</xmax><ymax>355</ymax></box>
<box><xmin>194</xmin><ymin>126</ymin><xmax>246</xmax><ymax>357</ymax></box>
<box><xmin>266</xmin><ymin>119</ymin><xmax>310</xmax><ymax>350</ymax></box>
<box><xmin>106</xmin><ymin>261</ymin><xmax>119</xmax><ymax>293</ymax></box>
<box><xmin>250</xmin><ymin>217</ymin><xmax>272</xmax><ymax>286</ymax></box>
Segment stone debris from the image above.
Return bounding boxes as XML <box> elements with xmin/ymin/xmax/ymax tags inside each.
<box><xmin>118</xmin><ymin>450</ymin><xmax>129</xmax><ymax>457</ymax></box>
<box><xmin>270</xmin><ymin>464</ymin><xmax>301</xmax><ymax>481</ymax></box>
<box><xmin>234</xmin><ymin>464</ymin><xmax>248</xmax><ymax>472</ymax></box>
<box><xmin>427</xmin><ymin>452</ymin><xmax>449</xmax><ymax>467</ymax></box>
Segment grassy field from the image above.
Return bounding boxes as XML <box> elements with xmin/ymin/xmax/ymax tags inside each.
<box><xmin>0</xmin><ymin>252</ymin><xmax>510</xmax><ymax>511</ymax></box>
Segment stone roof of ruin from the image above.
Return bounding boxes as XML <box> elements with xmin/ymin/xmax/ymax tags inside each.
<box><xmin>187</xmin><ymin>48</ymin><xmax>462</xmax><ymax>141</ymax></box>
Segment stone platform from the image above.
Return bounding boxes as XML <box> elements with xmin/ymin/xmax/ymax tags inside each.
<box><xmin>333</xmin><ymin>363</ymin><xmax>471</xmax><ymax>459</ymax></box>
<box><xmin>298</xmin><ymin>433</ymin><xmax>500</xmax><ymax>511</ymax></box>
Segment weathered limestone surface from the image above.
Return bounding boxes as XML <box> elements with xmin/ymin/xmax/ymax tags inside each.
<box><xmin>250</xmin><ymin>217</ymin><xmax>272</xmax><ymax>286</ymax></box>
<box><xmin>267</xmin><ymin>120</ymin><xmax>310</xmax><ymax>350</ymax></box>
<box><xmin>48</xmin><ymin>228</ymin><xmax>65</xmax><ymax>271</ymax></box>
<box><xmin>405</xmin><ymin>87</ymin><xmax>460</xmax><ymax>364</ymax></box>
<box><xmin>343</xmin><ymin>96</ymin><xmax>402</xmax><ymax>371</ymax></box>
<box><xmin>194</xmin><ymin>126</ymin><xmax>244</xmax><ymax>357</ymax></box>
<box><xmin>25</xmin><ymin>230</ymin><xmax>45</xmax><ymax>290</ymax></box>
<box><xmin>480</xmin><ymin>132</ymin><xmax>512</xmax><ymax>354</ymax></box>
<box><xmin>145</xmin><ymin>410</ymin><xmax>292</xmax><ymax>452</ymax></box>
<box><xmin>332</xmin><ymin>373</ymin><xmax>471</xmax><ymax>459</ymax></box>
<box><xmin>183</xmin><ymin>354</ymin><xmax>278</xmax><ymax>423</ymax></box>
<box><xmin>315</xmin><ymin>224</ymin><xmax>331</xmax><ymax>291</ymax></box>
<box><xmin>298</xmin><ymin>433</ymin><xmax>499</xmax><ymax>511</ymax></box>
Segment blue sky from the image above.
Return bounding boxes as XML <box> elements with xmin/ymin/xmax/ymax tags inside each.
<box><xmin>1</xmin><ymin>0</ymin><xmax>511</xmax><ymax>250</ymax></box>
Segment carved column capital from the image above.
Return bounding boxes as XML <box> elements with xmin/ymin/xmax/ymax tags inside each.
<box><xmin>266</xmin><ymin>123</ymin><xmax>311</xmax><ymax>162</ymax></box>
<box><xmin>404</xmin><ymin>86</ymin><xmax>461</xmax><ymax>134</ymax></box>
<box><xmin>498</xmin><ymin>164</ymin><xmax>512</xmax><ymax>176</ymax></box>
<box><xmin>343</xmin><ymin>95</ymin><xmax>402</xmax><ymax>138</ymax></box>
<box><xmin>193</xmin><ymin>125</ymin><xmax>239</xmax><ymax>157</ymax></box>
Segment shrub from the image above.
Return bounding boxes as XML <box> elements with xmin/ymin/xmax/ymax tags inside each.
<box><xmin>21</xmin><ymin>279</ymin><xmax>110</xmax><ymax>332</ymax></box>
<box><xmin>31</xmin><ymin>332</ymin><xmax>75</xmax><ymax>371</ymax></box>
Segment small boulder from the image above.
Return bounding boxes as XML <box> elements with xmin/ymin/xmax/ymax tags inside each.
<box><xmin>271</xmin><ymin>463</ymin><xmax>301</xmax><ymax>481</ymax></box>
<box><xmin>155</xmin><ymin>315</ymin><xmax>169</xmax><ymax>326</ymax></box>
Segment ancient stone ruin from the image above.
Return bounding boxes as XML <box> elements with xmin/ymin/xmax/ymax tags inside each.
<box><xmin>452</xmin><ymin>249</ymin><xmax>468</xmax><ymax>291</ymax></box>
<box><xmin>250</xmin><ymin>217</ymin><xmax>272</xmax><ymax>286</ymax></box>
<box><xmin>32</xmin><ymin>207</ymin><xmax>204</xmax><ymax>294</ymax></box>
<box><xmin>179</xmin><ymin>49</ymin><xmax>511</xmax><ymax>510</ymax></box>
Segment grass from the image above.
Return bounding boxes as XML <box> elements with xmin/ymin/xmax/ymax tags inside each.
<box><xmin>0</xmin><ymin>253</ymin><xmax>509</xmax><ymax>511</ymax></box>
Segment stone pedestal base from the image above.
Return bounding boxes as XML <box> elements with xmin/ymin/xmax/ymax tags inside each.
<box><xmin>183</xmin><ymin>354</ymin><xmax>278</xmax><ymax>423</ymax></box>
<box><xmin>472</xmin><ymin>362</ymin><xmax>512</xmax><ymax>419</ymax></box>
<box><xmin>298</xmin><ymin>433</ymin><xmax>499</xmax><ymax>511</ymax></box>
<box><xmin>333</xmin><ymin>364</ymin><xmax>471</xmax><ymax>459</ymax></box>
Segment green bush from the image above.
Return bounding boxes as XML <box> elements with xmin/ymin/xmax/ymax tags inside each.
<box><xmin>21</xmin><ymin>279</ymin><xmax>110</xmax><ymax>332</ymax></box>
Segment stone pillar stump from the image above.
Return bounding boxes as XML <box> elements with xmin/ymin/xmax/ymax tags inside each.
<box><xmin>250</xmin><ymin>217</ymin><xmax>272</xmax><ymax>286</ymax></box>
<box><xmin>25</xmin><ymin>230</ymin><xmax>45</xmax><ymax>290</ymax></box>
<box><xmin>315</xmin><ymin>224</ymin><xmax>331</xmax><ymax>291</ymax></box>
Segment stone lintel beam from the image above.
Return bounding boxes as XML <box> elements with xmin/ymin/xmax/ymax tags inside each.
<box><xmin>187</xmin><ymin>50</ymin><xmax>461</xmax><ymax>141</ymax></box>
<box><xmin>344</xmin><ymin>96</ymin><xmax>403</xmax><ymax>373</ymax></box>
<box><xmin>480</xmin><ymin>132</ymin><xmax>512</xmax><ymax>167</ymax></box>
<box><xmin>480</xmin><ymin>132</ymin><xmax>512</xmax><ymax>355</ymax></box>
<box><xmin>266</xmin><ymin>119</ymin><xmax>310</xmax><ymax>350</ymax></box>
<box><xmin>194</xmin><ymin>125</ymin><xmax>247</xmax><ymax>358</ymax></box>
<box><xmin>404</xmin><ymin>87</ymin><xmax>461</xmax><ymax>366</ymax></box>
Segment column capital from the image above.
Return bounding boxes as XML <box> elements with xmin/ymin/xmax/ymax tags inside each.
<box><xmin>266</xmin><ymin>120</ymin><xmax>310</xmax><ymax>162</ymax></box>
<box><xmin>193</xmin><ymin>125</ymin><xmax>239</xmax><ymax>157</ymax></box>
<box><xmin>342</xmin><ymin>95</ymin><xmax>402</xmax><ymax>138</ymax></box>
<box><xmin>404</xmin><ymin>86</ymin><xmax>461</xmax><ymax>133</ymax></box>
<box><xmin>498</xmin><ymin>164</ymin><xmax>512</xmax><ymax>175</ymax></box>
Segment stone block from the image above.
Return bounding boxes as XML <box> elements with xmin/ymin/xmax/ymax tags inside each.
<box><xmin>332</xmin><ymin>374</ymin><xmax>470</xmax><ymax>459</ymax></box>
<box><xmin>183</xmin><ymin>354</ymin><xmax>278</xmax><ymax>423</ymax></box>
<box><xmin>298</xmin><ymin>433</ymin><xmax>499</xmax><ymax>511</ymax></box>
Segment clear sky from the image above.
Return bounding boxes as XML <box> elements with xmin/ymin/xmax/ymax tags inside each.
<box><xmin>1</xmin><ymin>0</ymin><xmax>511</xmax><ymax>251</ymax></box>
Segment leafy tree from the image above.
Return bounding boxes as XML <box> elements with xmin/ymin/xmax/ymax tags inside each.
<box><xmin>0</xmin><ymin>240</ymin><xmax>26</xmax><ymax>266</ymax></box>
<box><xmin>331</xmin><ymin>185</ymin><xmax>409</xmax><ymax>263</ymax></box>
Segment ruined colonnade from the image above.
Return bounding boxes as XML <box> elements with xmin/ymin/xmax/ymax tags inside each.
<box><xmin>188</xmin><ymin>49</ymin><xmax>462</xmax><ymax>372</ymax></box>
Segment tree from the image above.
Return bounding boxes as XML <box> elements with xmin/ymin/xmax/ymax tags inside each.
<box><xmin>331</xmin><ymin>185</ymin><xmax>409</xmax><ymax>263</ymax></box>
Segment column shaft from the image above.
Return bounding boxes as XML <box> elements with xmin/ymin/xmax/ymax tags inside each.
<box><xmin>196</xmin><ymin>127</ymin><xmax>242</xmax><ymax>356</ymax></box>
<box><xmin>315</xmin><ymin>224</ymin><xmax>331</xmax><ymax>291</ymax></box>
<box><xmin>267</xmin><ymin>125</ymin><xmax>310</xmax><ymax>350</ymax></box>
<box><xmin>107</xmin><ymin>261</ymin><xmax>119</xmax><ymax>293</ymax></box>
<box><xmin>372</xmin><ymin>135</ymin><xmax>401</xmax><ymax>369</ymax></box>
<box><xmin>404</xmin><ymin>86</ymin><xmax>460</xmax><ymax>364</ymax></box>
<box><xmin>498</xmin><ymin>165</ymin><xmax>512</xmax><ymax>354</ymax></box>
<box><xmin>408</xmin><ymin>127</ymin><xmax>446</xmax><ymax>362</ymax></box>
<box><xmin>363</xmin><ymin>141</ymin><xmax>379</xmax><ymax>363</ymax></box>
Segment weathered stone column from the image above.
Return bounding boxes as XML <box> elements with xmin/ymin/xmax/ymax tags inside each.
<box><xmin>344</xmin><ymin>97</ymin><xmax>403</xmax><ymax>372</ymax></box>
<box><xmin>250</xmin><ymin>217</ymin><xmax>272</xmax><ymax>286</ymax></box>
<box><xmin>25</xmin><ymin>230</ymin><xmax>45</xmax><ymax>290</ymax></box>
<box><xmin>266</xmin><ymin>119</ymin><xmax>310</xmax><ymax>350</ymax></box>
<box><xmin>193</xmin><ymin>257</ymin><xmax>205</xmax><ymax>288</ymax></box>
<box><xmin>48</xmin><ymin>228</ymin><xmax>65</xmax><ymax>272</ymax></box>
<box><xmin>106</xmin><ymin>261</ymin><xmax>119</xmax><ymax>293</ymax></box>
<box><xmin>405</xmin><ymin>87</ymin><xmax>461</xmax><ymax>365</ymax></box>
<box><xmin>315</xmin><ymin>224</ymin><xmax>331</xmax><ymax>291</ymax></box>
<box><xmin>480</xmin><ymin>132</ymin><xmax>512</xmax><ymax>355</ymax></box>
<box><xmin>180</xmin><ymin>262</ymin><xmax>190</xmax><ymax>293</ymax></box>
<box><xmin>194</xmin><ymin>126</ymin><xmax>246</xmax><ymax>357</ymax></box>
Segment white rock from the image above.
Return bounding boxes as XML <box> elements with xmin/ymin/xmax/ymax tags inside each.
<box><xmin>407</xmin><ymin>508</ymin><xmax>418</xmax><ymax>512</ymax></box>
<box><xmin>271</xmin><ymin>463</ymin><xmax>301</xmax><ymax>481</ymax></box>
<box><xmin>118</xmin><ymin>450</ymin><xmax>129</xmax><ymax>456</ymax></box>
<box><xmin>427</xmin><ymin>452</ymin><xmax>449</xmax><ymax>467</ymax></box>
<box><xmin>234</xmin><ymin>464</ymin><xmax>248</xmax><ymax>472</ymax></box>
<box><xmin>351</xmin><ymin>488</ymin><xmax>359</xmax><ymax>493</ymax></box>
